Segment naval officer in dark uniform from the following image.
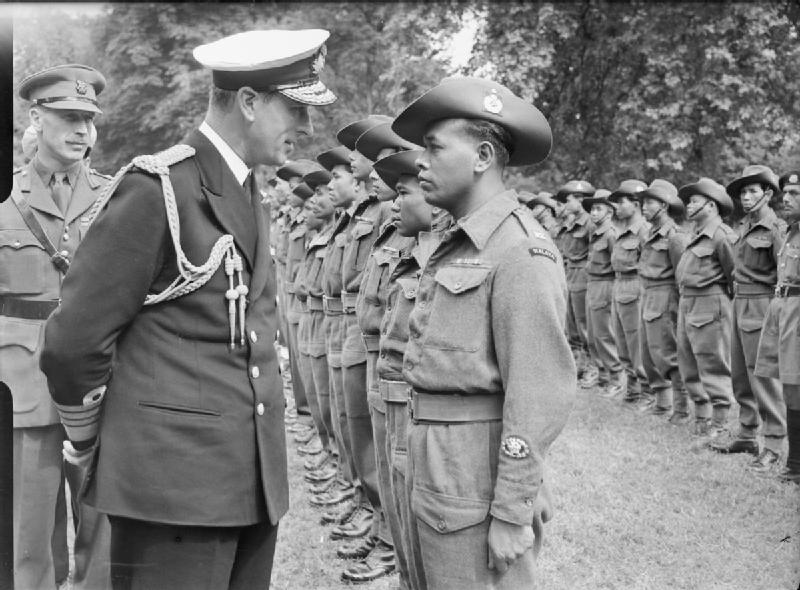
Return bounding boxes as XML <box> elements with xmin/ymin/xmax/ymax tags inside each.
<box><xmin>40</xmin><ymin>29</ymin><xmax>337</xmax><ymax>589</ymax></box>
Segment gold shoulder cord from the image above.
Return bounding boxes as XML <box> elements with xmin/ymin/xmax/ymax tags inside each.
<box><xmin>86</xmin><ymin>145</ymin><xmax>248</xmax><ymax>349</ymax></box>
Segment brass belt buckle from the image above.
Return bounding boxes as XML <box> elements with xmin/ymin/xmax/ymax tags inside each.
<box><xmin>407</xmin><ymin>392</ymin><xmax>417</xmax><ymax>421</ymax></box>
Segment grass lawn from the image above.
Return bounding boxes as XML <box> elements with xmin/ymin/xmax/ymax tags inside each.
<box><xmin>272</xmin><ymin>382</ymin><xmax>800</xmax><ymax>590</ymax></box>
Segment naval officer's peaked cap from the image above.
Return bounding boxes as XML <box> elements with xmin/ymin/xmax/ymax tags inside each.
<box><xmin>193</xmin><ymin>29</ymin><xmax>336</xmax><ymax>106</ymax></box>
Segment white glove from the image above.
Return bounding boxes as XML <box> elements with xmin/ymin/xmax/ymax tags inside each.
<box><xmin>62</xmin><ymin>440</ymin><xmax>95</xmax><ymax>469</ymax></box>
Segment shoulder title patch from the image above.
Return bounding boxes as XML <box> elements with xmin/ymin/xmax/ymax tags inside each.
<box><xmin>529</xmin><ymin>247</ymin><xmax>556</xmax><ymax>263</ymax></box>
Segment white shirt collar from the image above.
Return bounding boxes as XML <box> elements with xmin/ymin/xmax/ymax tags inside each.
<box><xmin>199</xmin><ymin>120</ymin><xmax>250</xmax><ymax>186</ymax></box>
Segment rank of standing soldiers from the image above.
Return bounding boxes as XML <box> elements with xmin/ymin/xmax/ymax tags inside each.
<box><xmin>267</xmin><ymin>102</ymin><xmax>800</xmax><ymax>589</ymax></box>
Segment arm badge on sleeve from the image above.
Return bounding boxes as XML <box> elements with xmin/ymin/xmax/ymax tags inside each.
<box><xmin>501</xmin><ymin>436</ymin><xmax>531</xmax><ymax>459</ymax></box>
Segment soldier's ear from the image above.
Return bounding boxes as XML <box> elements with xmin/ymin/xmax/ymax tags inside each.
<box><xmin>29</xmin><ymin>106</ymin><xmax>43</xmax><ymax>131</ymax></box>
<box><xmin>474</xmin><ymin>140</ymin><xmax>495</xmax><ymax>173</ymax></box>
<box><xmin>237</xmin><ymin>86</ymin><xmax>259</xmax><ymax>122</ymax></box>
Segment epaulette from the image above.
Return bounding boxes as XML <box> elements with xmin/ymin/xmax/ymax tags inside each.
<box><xmin>374</xmin><ymin>219</ymin><xmax>396</xmax><ymax>247</ymax></box>
<box><xmin>89</xmin><ymin>168</ymin><xmax>113</xmax><ymax>180</ymax></box>
<box><xmin>13</xmin><ymin>166</ymin><xmax>22</xmax><ymax>175</ymax></box>
<box><xmin>721</xmin><ymin>223</ymin><xmax>738</xmax><ymax>245</ymax></box>
<box><xmin>131</xmin><ymin>144</ymin><xmax>196</xmax><ymax>176</ymax></box>
<box><xmin>512</xmin><ymin>206</ymin><xmax>552</xmax><ymax>243</ymax></box>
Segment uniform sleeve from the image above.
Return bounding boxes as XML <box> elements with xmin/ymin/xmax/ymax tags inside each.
<box><xmin>489</xmin><ymin>244</ymin><xmax>576</xmax><ymax>525</ymax></box>
<box><xmin>772</xmin><ymin>220</ymin><xmax>787</xmax><ymax>263</ymax></box>
<box><xmin>40</xmin><ymin>171</ymin><xmax>168</xmax><ymax>413</ymax></box>
<box><xmin>716</xmin><ymin>231</ymin><xmax>735</xmax><ymax>288</ymax></box>
<box><xmin>668</xmin><ymin>231</ymin><xmax>690</xmax><ymax>271</ymax></box>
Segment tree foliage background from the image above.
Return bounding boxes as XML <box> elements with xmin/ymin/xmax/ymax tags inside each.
<box><xmin>11</xmin><ymin>1</ymin><xmax>800</xmax><ymax>193</ymax></box>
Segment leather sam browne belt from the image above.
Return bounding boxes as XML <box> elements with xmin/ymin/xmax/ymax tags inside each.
<box><xmin>0</xmin><ymin>296</ymin><xmax>59</xmax><ymax>320</ymax></box>
<box><xmin>775</xmin><ymin>284</ymin><xmax>800</xmax><ymax>298</ymax></box>
<box><xmin>409</xmin><ymin>390</ymin><xmax>503</xmax><ymax>423</ymax></box>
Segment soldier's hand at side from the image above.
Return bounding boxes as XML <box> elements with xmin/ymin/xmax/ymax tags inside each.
<box><xmin>487</xmin><ymin>517</ymin><xmax>534</xmax><ymax>573</ymax></box>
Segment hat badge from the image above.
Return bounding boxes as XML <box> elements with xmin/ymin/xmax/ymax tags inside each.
<box><xmin>790</xmin><ymin>174</ymin><xmax>798</xmax><ymax>184</ymax></box>
<box><xmin>75</xmin><ymin>80</ymin><xmax>88</xmax><ymax>95</ymax></box>
<box><xmin>311</xmin><ymin>45</ymin><xmax>326</xmax><ymax>76</ymax></box>
<box><xmin>483</xmin><ymin>89</ymin><xmax>503</xmax><ymax>115</ymax></box>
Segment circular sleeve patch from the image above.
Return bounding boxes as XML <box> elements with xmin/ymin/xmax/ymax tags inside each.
<box><xmin>501</xmin><ymin>436</ymin><xmax>530</xmax><ymax>459</ymax></box>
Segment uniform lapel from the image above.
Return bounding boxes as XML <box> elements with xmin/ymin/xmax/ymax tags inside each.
<box><xmin>248</xmin><ymin>179</ymin><xmax>272</xmax><ymax>301</ymax></box>
<box><xmin>22</xmin><ymin>160</ymin><xmax>63</xmax><ymax>220</ymax></box>
<box><xmin>64</xmin><ymin>165</ymin><xmax>101</xmax><ymax>224</ymax></box>
<box><xmin>187</xmin><ymin>130</ymin><xmax>257</xmax><ymax>272</ymax></box>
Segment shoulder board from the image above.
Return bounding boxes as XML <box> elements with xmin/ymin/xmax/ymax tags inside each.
<box><xmin>373</xmin><ymin>221</ymin><xmax>396</xmax><ymax>247</ymax></box>
<box><xmin>89</xmin><ymin>168</ymin><xmax>113</xmax><ymax>180</ymax></box>
<box><xmin>13</xmin><ymin>166</ymin><xmax>22</xmax><ymax>175</ymax></box>
<box><xmin>131</xmin><ymin>144</ymin><xmax>195</xmax><ymax>175</ymax></box>
<box><xmin>720</xmin><ymin>224</ymin><xmax>738</xmax><ymax>244</ymax></box>
<box><xmin>511</xmin><ymin>207</ymin><xmax>552</xmax><ymax>242</ymax></box>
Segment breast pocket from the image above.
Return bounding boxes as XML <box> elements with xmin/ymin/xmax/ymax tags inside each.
<box><xmin>587</xmin><ymin>239</ymin><xmax>610</xmax><ymax>273</ymax></box>
<box><xmin>0</xmin><ymin>230</ymin><xmax>46</xmax><ymax>295</ymax></box>
<box><xmin>686</xmin><ymin>244</ymin><xmax>715</xmax><ymax>275</ymax></box>
<box><xmin>612</xmin><ymin>238</ymin><xmax>639</xmax><ymax>270</ymax></box>
<box><xmin>423</xmin><ymin>265</ymin><xmax>491</xmax><ymax>352</ymax></box>
<box><xmin>0</xmin><ymin>316</ymin><xmax>47</xmax><ymax>414</ymax></box>
<box><xmin>351</xmin><ymin>219</ymin><xmax>376</xmax><ymax>272</ymax></box>
<box><xmin>742</xmin><ymin>234</ymin><xmax>773</xmax><ymax>270</ymax></box>
<box><xmin>784</xmin><ymin>246</ymin><xmax>800</xmax><ymax>282</ymax></box>
<box><xmin>363</xmin><ymin>249</ymin><xmax>395</xmax><ymax>304</ymax></box>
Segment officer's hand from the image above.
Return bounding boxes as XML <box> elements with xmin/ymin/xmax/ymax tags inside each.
<box><xmin>487</xmin><ymin>517</ymin><xmax>534</xmax><ymax>573</ymax></box>
<box><xmin>62</xmin><ymin>440</ymin><xmax>94</xmax><ymax>469</ymax></box>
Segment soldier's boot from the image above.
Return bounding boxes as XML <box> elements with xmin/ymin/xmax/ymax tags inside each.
<box><xmin>336</xmin><ymin>535</ymin><xmax>377</xmax><ymax>560</ymax></box>
<box><xmin>579</xmin><ymin>363</ymin><xmax>600</xmax><ymax>388</ymax></box>
<box><xmin>330</xmin><ymin>504</ymin><xmax>373</xmax><ymax>540</ymax></box>
<box><xmin>636</xmin><ymin>383</ymin><xmax>656</xmax><ymax>413</ymax></box>
<box><xmin>779</xmin><ymin>409</ymin><xmax>800</xmax><ymax>484</ymax></box>
<box><xmin>340</xmin><ymin>539</ymin><xmax>396</xmax><ymax>583</ymax></box>
<box><xmin>621</xmin><ymin>377</ymin><xmax>641</xmax><ymax>409</ymax></box>
<box><xmin>297</xmin><ymin>437</ymin><xmax>324</xmax><ymax>456</ymax></box>
<box><xmin>573</xmin><ymin>347</ymin><xmax>586</xmax><ymax>380</ymax></box>
<box><xmin>646</xmin><ymin>387</ymin><xmax>672</xmax><ymax>416</ymax></box>
<box><xmin>309</xmin><ymin>484</ymin><xmax>356</xmax><ymax>507</ymax></box>
<box><xmin>304</xmin><ymin>450</ymin><xmax>333</xmax><ymax>472</ymax></box>
<box><xmin>667</xmin><ymin>385</ymin><xmax>692</xmax><ymax>425</ymax></box>
<box><xmin>320</xmin><ymin>498</ymin><xmax>357</xmax><ymax>526</ymax></box>
<box><xmin>600</xmin><ymin>371</ymin><xmax>626</xmax><ymax>398</ymax></box>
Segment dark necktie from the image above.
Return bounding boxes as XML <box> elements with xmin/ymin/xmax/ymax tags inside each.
<box><xmin>243</xmin><ymin>172</ymin><xmax>254</xmax><ymax>197</ymax></box>
<box><xmin>50</xmin><ymin>172</ymin><xmax>70</xmax><ymax>214</ymax></box>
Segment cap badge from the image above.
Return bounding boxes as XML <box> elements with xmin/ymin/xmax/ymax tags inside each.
<box><xmin>76</xmin><ymin>80</ymin><xmax>88</xmax><ymax>95</ymax></box>
<box><xmin>483</xmin><ymin>89</ymin><xmax>503</xmax><ymax>115</ymax></box>
<box><xmin>311</xmin><ymin>45</ymin><xmax>327</xmax><ymax>76</ymax></box>
<box><xmin>790</xmin><ymin>174</ymin><xmax>798</xmax><ymax>184</ymax></box>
